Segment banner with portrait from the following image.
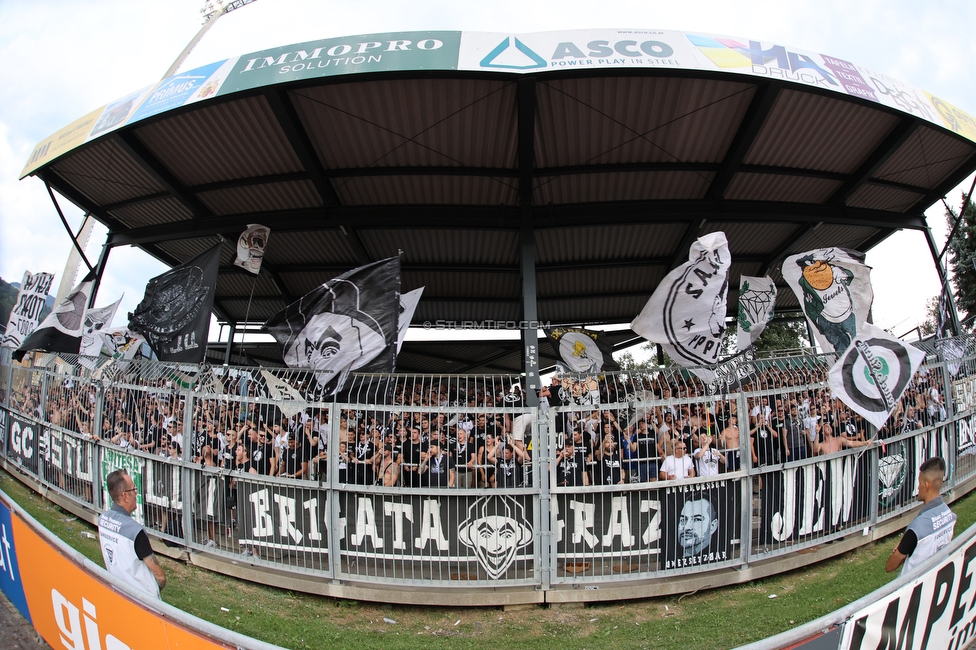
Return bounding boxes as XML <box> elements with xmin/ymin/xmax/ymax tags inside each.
<box><xmin>660</xmin><ymin>481</ymin><xmax>741</xmax><ymax>570</ymax></box>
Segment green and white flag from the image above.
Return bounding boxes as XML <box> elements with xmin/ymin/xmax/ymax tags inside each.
<box><xmin>827</xmin><ymin>323</ymin><xmax>925</xmax><ymax>429</ymax></box>
<box><xmin>783</xmin><ymin>247</ymin><xmax>873</xmax><ymax>354</ymax></box>
<box><xmin>736</xmin><ymin>275</ymin><xmax>777</xmax><ymax>351</ymax></box>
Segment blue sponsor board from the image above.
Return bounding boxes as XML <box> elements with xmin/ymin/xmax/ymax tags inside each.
<box><xmin>0</xmin><ymin>500</ymin><xmax>30</xmax><ymax>623</ymax></box>
<box><xmin>128</xmin><ymin>60</ymin><xmax>227</xmax><ymax>123</ymax></box>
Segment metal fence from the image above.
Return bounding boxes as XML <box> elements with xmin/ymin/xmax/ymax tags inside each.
<box><xmin>0</xmin><ymin>336</ymin><xmax>974</xmax><ymax>599</ymax></box>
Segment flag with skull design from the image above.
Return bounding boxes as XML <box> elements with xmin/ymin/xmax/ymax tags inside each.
<box><xmin>233</xmin><ymin>224</ymin><xmax>270</xmax><ymax>274</ymax></box>
<box><xmin>263</xmin><ymin>256</ymin><xmax>400</xmax><ymax>396</ymax></box>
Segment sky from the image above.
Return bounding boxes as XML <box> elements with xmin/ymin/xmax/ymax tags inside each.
<box><xmin>1</xmin><ymin>0</ymin><xmax>975</xmax><ymax>347</ymax></box>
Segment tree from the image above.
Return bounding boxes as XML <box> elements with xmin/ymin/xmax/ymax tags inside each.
<box><xmin>920</xmin><ymin>295</ymin><xmax>940</xmax><ymax>337</ymax></box>
<box><xmin>945</xmin><ymin>193</ymin><xmax>976</xmax><ymax>325</ymax></box>
<box><xmin>752</xmin><ymin>320</ymin><xmax>809</xmax><ymax>353</ymax></box>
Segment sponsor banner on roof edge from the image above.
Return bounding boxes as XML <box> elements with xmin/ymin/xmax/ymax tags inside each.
<box><xmin>217</xmin><ymin>31</ymin><xmax>462</xmax><ymax>96</ymax></box>
<box><xmin>21</xmin><ymin>28</ymin><xmax>976</xmax><ymax>179</ymax></box>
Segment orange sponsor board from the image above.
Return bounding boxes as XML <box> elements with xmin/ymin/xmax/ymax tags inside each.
<box><xmin>11</xmin><ymin>514</ymin><xmax>230</xmax><ymax>650</ymax></box>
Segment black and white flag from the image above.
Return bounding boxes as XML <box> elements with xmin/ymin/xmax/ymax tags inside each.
<box><xmin>631</xmin><ymin>232</ymin><xmax>731</xmax><ymax>374</ymax></box>
<box><xmin>79</xmin><ymin>297</ymin><xmax>122</xmax><ymax>357</ymax></box>
<box><xmin>736</xmin><ymin>275</ymin><xmax>776</xmax><ymax>351</ymax></box>
<box><xmin>783</xmin><ymin>248</ymin><xmax>873</xmax><ymax>354</ymax></box>
<box><xmin>128</xmin><ymin>243</ymin><xmax>220</xmax><ymax>362</ymax></box>
<box><xmin>233</xmin><ymin>224</ymin><xmax>270</xmax><ymax>275</ymax></box>
<box><xmin>14</xmin><ymin>273</ymin><xmax>94</xmax><ymax>361</ymax></box>
<box><xmin>263</xmin><ymin>257</ymin><xmax>400</xmax><ymax>395</ymax></box>
<box><xmin>2</xmin><ymin>270</ymin><xmax>54</xmax><ymax>349</ymax></box>
<box><xmin>397</xmin><ymin>287</ymin><xmax>424</xmax><ymax>354</ymax></box>
<box><xmin>828</xmin><ymin>323</ymin><xmax>925</xmax><ymax>429</ymax></box>
<box><xmin>546</xmin><ymin>326</ymin><xmax>620</xmax><ymax>373</ymax></box>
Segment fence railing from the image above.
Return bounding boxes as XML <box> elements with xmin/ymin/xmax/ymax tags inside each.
<box><xmin>1</xmin><ymin>336</ymin><xmax>974</xmax><ymax>601</ymax></box>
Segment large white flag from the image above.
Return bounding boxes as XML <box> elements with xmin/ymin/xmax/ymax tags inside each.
<box><xmin>2</xmin><ymin>271</ymin><xmax>54</xmax><ymax>349</ymax></box>
<box><xmin>828</xmin><ymin>323</ymin><xmax>925</xmax><ymax>429</ymax></box>
<box><xmin>736</xmin><ymin>275</ymin><xmax>777</xmax><ymax>351</ymax></box>
<box><xmin>783</xmin><ymin>248</ymin><xmax>873</xmax><ymax>354</ymax></box>
<box><xmin>397</xmin><ymin>287</ymin><xmax>424</xmax><ymax>354</ymax></box>
<box><xmin>631</xmin><ymin>232</ymin><xmax>731</xmax><ymax>370</ymax></box>
<box><xmin>233</xmin><ymin>224</ymin><xmax>270</xmax><ymax>274</ymax></box>
<box><xmin>79</xmin><ymin>297</ymin><xmax>122</xmax><ymax>357</ymax></box>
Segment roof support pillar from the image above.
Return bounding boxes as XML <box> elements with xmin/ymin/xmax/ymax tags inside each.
<box><xmin>520</xmin><ymin>213</ymin><xmax>540</xmax><ymax>407</ymax></box>
<box><xmin>88</xmin><ymin>237</ymin><xmax>113</xmax><ymax>309</ymax></box>
<box><xmin>923</xmin><ymin>225</ymin><xmax>962</xmax><ymax>336</ymax></box>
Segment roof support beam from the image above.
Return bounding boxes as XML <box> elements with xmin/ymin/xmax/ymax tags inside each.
<box><xmin>706</xmin><ymin>83</ymin><xmax>779</xmax><ymax>200</ymax></box>
<box><xmin>758</xmin><ymin>222</ymin><xmax>821</xmax><ymax>276</ymax></box>
<box><xmin>669</xmin><ymin>219</ymin><xmax>706</xmax><ymax>270</ymax></box>
<box><xmin>264</xmin><ymin>88</ymin><xmax>341</xmax><ymax>206</ymax></box>
<box><xmin>113</xmin><ymin>131</ymin><xmax>212</xmax><ymax>217</ymax></box>
<box><xmin>517</xmin><ymin>78</ymin><xmax>537</xmax><ymax>207</ymax></box>
<box><xmin>828</xmin><ymin>118</ymin><xmax>918</xmax><ymax>206</ymax></box>
<box><xmin>909</xmin><ymin>149</ymin><xmax>976</xmax><ymax>214</ymax></box>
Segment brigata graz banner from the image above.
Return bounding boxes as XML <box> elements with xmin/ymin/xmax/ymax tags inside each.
<box><xmin>236</xmin><ymin>481</ymin><xmax>537</xmax><ymax>580</ymax></box>
<box><xmin>758</xmin><ymin>454</ymin><xmax>871</xmax><ymax>545</ymax></box>
<box><xmin>6</xmin><ymin>413</ymin><xmax>39</xmax><ymax>475</ymax></box>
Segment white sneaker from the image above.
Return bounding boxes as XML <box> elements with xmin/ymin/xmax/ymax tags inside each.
<box><xmin>205</xmin><ymin>539</ymin><xmax>216</xmax><ymax>548</ymax></box>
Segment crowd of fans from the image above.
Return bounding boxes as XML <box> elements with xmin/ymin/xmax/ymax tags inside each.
<box><xmin>7</xmin><ymin>358</ymin><xmax>951</xmax><ymax>494</ymax></box>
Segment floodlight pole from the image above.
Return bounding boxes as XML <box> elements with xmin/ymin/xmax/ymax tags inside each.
<box><xmin>162</xmin><ymin>0</ymin><xmax>258</xmax><ymax>79</ymax></box>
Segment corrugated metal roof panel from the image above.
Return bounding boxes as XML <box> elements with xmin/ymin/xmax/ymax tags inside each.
<box><xmin>744</xmin><ymin>89</ymin><xmax>900</xmax><ymax>173</ymax></box>
<box><xmin>49</xmin><ymin>139</ymin><xmax>163</xmax><ymax>205</ymax></box>
<box><xmin>535</xmin><ymin>77</ymin><xmax>755</xmax><ymax>167</ymax></box>
<box><xmin>781</xmin><ymin>224</ymin><xmax>881</xmax><ymax>260</ymax></box>
<box><xmin>216</xmin><ymin>272</ymin><xmax>279</xmax><ymax>297</ymax></box>
<box><xmin>109</xmin><ymin>197</ymin><xmax>193</xmax><ymax>229</ymax></box>
<box><xmin>156</xmin><ymin>236</ymin><xmax>226</xmax><ymax>264</ymax></box>
<box><xmin>538</xmin><ymin>266</ymin><xmax>662</xmax><ymax>297</ymax></box>
<box><xmin>415</xmin><ymin>301</ymin><xmax>522</xmax><ymax>324</ymax></box>
<box><xmin>263</xmin><ymin>230</ymin><xmax>359</xmax><ymax>266</ymax></box>
<box><xmin>291</xmin><ymin>79</ymin><xmax>518</xmax><ymax>170</ymax></box>
<box><xmin>198</xmin><ymin>180</ymin><xmax>322</xmax><ymax>215</ymax></box>
<box><xmin>540</xmin><ymin>296</ymin><xmax>649</xmax><ymax>324</ymax></box>
<box><xmin>358</xmin><ymin>229</ymin><xmax>519</xmax><ymax>265</ymax></box>
<box><xmin>401</xmin><ymin>271</ymin><xmax>520</xmax><ymax>299</ymax></box>
<box><xmin>278</xmin><ymin>270</ymin><xmax>337</xmax><ymax>295</ymax></box>
<box><xmin>846</xmin><ymin>183</ymin><xmax>925</xmax><ymax>212</ymax></box>
<box><xmin>536</xmin><ymin>223</ymin><xmax>688</xmax><ymax>263</ymax></box>
<box><xmin>875</xmin><ymin>126</ymin><xmax>976</xmax><ymax>189</ymax></box>
<box><xmin>333</xmin><ymin>174</ymin><xmax>518</xmax><ymax>205</ymax></box>
<box><xmin>534</xmin><ymin>171</ymin><xmax>712</xmax><ymax>204</ymax></box>
<box><xmin>700</xmin><ymin>222</ymin><xmax>800</xmax><ymax>255</ymax></box>
<box><xmin>219</xmin><ymin>299</ymin><xmax>287</xmax><ymax>322</ymax></box>
<box><xmin>724</xmin><ymin>173</ymin><xmax>842</xmax><ymax>203</ymax></box>
<box><xmin>134</xmin><ymin>96</ymin><xmax>303</xmax><ymax>185</ymax></box>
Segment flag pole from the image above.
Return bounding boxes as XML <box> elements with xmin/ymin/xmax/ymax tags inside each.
<box><xmin>239</xmin><ymin>274</ymin><xmax>258</xmax><ymax>363</ymax></box>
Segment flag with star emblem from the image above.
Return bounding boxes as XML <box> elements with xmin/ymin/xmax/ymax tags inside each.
<box><xmin>631</xmin><ymin>232</ymin><xmax>731</xmax><ymax>377</ymax></box>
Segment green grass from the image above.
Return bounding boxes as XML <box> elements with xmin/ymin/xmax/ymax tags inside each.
<box><xmin>5</xmin><ymin>468</ymin><xmax>976</xmax><ymax>650</ymax></box>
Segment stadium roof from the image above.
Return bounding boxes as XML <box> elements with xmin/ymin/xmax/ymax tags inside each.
<box><xmin>21</xmin><ymin>29</ymin><xmax>976</xmax><ymax>372</ymax></box>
